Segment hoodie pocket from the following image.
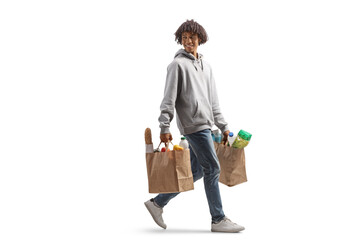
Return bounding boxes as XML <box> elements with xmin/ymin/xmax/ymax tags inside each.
<box><xmin>192</xmin><ymin>101</ymin><xmax>199</xmax><ymax>118</ymax></box>
<box><xmin>193</xmin><ymin>98</ymin><xmax>213</xmax><ymax>124</ymax></box>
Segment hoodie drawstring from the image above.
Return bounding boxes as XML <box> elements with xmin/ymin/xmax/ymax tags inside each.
<box><xmin>193</xmin><ymin>59</ymin><xmax>203</xmax><ymax>72</ymax></box>
<box><xmin>193</xmin><ymin>61</ymin><xmax>198</xmax><ymax>71</ymax></box>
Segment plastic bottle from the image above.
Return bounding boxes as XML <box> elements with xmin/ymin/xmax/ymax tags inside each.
<box><xmin>232</xmin><ymin>129</ymin><xmax>252</xmax><ymax>149</ymax></box>
<box><xmin>214</xmin><ymin>129</ymin><xmax>222</xmax><ymax>143</ymax></box>
<box><xmin>227</xmin><ymin>132</ymin><xmax>236</xmax><ymax>147</ymax></box>
<box><xmin>179</xmin><ymin>137</ymin><xmax>189</xmax><ymax>149</ymax></box>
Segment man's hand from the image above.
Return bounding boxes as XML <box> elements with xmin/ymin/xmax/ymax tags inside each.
<box><xmin>222</xmin><ymin>130</ymin><xmax>230</xmax><ymax>145</ymax></box>
<box><xmin>160</xmin><ymin>133</ymin><xmax>173</xmax><ymax>143</ymax></box>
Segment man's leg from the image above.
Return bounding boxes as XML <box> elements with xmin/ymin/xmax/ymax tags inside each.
<box><xmin>145</xmin><ymin>144</ymin><xmax>204</xmax><ymax>229</ymax></box>
<box><xmin>153</xmin><ymin>145</ymin><xmax>203</xmax><ymax>207</ymax></box>
<box><xmin>185</xmin><ymin>129</ymin><xmax>225</xmax><ymax>223</ymax></box>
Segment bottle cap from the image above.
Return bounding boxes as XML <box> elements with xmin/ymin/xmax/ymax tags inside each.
<box><xmin>229</xmin><ymin>132</ymin><xmax>234</xmax><ymax>137</ymax></box>
<box><xmin>238</xmin><ymin>129</ymin><xmax>252</xmax><ymax>141</ymax></box>
<box><xmin>181</xmin><ymin>137</ymin><xmax>186</xmax><ymax>140</ymax></box>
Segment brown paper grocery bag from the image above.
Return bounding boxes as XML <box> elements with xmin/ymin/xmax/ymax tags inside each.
<box><xmin>214</xmin><ymin>142</ymin><xmax>247</xmax><ymax>187</ymax></box>
<box><xmin>145</xmin><ymin>147</ymin><xmax>194</xmax><ymax>193</ymax></box>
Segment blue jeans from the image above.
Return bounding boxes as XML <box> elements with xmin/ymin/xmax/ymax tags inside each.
<box><xmin>154</xmin><ymin>129</ymin><xmax>225</xmax><ymax>222</ymax></box>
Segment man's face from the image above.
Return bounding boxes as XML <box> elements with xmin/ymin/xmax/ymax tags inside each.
<box><xmin>181</xmin><ymin>32</ymin><xmax>201</xmax><ymax>56</ymax></box>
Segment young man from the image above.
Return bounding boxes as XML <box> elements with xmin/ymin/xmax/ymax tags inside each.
<box><xmin>144</xmin><ymin>19</ymin><xmax>245</xmax><ymax>233</ymax></box>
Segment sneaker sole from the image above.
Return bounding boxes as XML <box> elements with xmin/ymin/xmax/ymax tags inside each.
<box><xmin>211</xmin><ymin>227</ymin><xmax>245</xmax><ymax>233</ymax></box>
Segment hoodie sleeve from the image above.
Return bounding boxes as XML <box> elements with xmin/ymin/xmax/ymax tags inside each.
<box><xmin>158</xmin><ymin>61</ymin><xmax>181</xmax><ymax>134</ymax></box>
<box><xmin>210</xmin><ymin>68</ymin><xmax>229</xmax><ymax>133</ymax></box>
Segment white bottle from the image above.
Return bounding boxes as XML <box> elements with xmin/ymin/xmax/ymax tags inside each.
<box><xmin>179</xmin><ymin>137</ymin><xmax>189</xmax><ymax>149</ymax></box>
<box><xmin>228</xmin><ymin>132</ymin><xmax>236</xmax><ymax>147</ymax></box>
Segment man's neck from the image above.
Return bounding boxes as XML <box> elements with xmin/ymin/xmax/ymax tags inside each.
<box><xmin>184</xmin><ymin>48</ymin><xmax>198</xmax><ymax>59</ymax></box>
<box><xmin>191</xmin><ymin>51</ymin><xmax>198</xmax><ymax>59</ymax></box>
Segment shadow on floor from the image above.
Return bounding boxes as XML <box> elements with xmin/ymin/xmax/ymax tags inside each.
<box><xmin>142</xmin><ymin>228</ymin><xmax>211</xmax><ymax>234</ymax></box>
<box><xmin>141</xmin><ymin>228</ymin><xmax>242</xmax><ymax>234</ymax></box>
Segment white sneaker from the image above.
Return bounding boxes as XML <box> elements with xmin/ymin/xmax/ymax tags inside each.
<box><xmin>144</xmin><ymin>199</ymin><xmax>167</xmax><ymax>229</ymax></box>
<box><xmin>211</xmin><ymin>217</ymin><xmax>245</xmax><ymax>233</ymax></box>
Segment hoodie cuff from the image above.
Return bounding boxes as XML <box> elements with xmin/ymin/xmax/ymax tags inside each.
<box><xmin>160</xmin><ymin>127</ymin><xmax>171</xmax><ymax>134</ymax></box>
<box><xmin>220</xmin><ymin>125</ymin><xmax>230</xmax><ymax>134</ymax></box>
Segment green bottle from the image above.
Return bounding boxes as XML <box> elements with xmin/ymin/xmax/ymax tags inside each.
<box><xmin>232</xmin><ymin>130</ymin><xmax>252</xmax><ymax>149</ymax></box>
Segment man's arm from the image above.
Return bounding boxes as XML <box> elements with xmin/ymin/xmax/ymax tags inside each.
<box><xmin>210</xmin><ymin>68</ymin><xmax>230</xmax><ymax>134</ymax></box>
<box><xmin>158</xmin><ymin>62</ymin><xmax>180</xmax><ymax>139</ymax></box>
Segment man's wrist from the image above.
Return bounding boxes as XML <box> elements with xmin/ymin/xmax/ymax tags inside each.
<box><xmin>220</xmin><ymin>125</ymin><xmax>230</xmax><ymax>134</ymax></box>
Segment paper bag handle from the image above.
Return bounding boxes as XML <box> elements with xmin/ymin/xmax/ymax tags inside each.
<box><xmin>156</xmin><ymin>141</ymin><xmax>173</xmax><ymax>150</ymax></box>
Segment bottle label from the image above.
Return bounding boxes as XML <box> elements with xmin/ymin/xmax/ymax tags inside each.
<box><xmin>232</xmin><ymin>136</ymin><xmax>249</xmax><ymax>149</ymax></box>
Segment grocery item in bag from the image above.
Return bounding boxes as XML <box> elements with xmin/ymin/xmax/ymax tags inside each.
<box><xmin>179</xmin><ymin>137</ymin><xmax>189</xmax><ymax>149</ymax></box>
<box><xmin>173</xmin><ymin>145</ymin><xmax>184</xmax><ymax>151</ymax></box>
<box><xmin>213</xmin><ymin>129</ymin><xmax>222</xmax><ymax>143</ymax></box>
<box><xmin>145</xmin><ymin>128</ymin><xmax>154</xmax><ymax>153</ymax></box>
<box><xmin>227</xmin><ymin>132</ymin><xmax>236</xmax><ymax>147</ymax></box>
<box><xmin>232</xmin><ymin>130</ymin><xmax>252</xmax><ymax>149</ymax></box>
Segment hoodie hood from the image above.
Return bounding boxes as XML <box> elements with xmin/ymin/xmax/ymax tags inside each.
<box><xmin>174</xmin><ymin>49</ymin><xmax>204</xmax><ymax>71</ymax></box>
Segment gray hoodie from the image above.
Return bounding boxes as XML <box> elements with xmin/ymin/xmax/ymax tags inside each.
<box><xmin>159</xmin><ymin>49</ymin><xmax>229</xmax><ymax>135</ymax></box>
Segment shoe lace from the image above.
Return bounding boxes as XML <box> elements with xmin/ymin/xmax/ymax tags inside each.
<box><xmin>223</xmin><ymin>217</ymin><xmax>238</xmax><ymax>226</ymax></box>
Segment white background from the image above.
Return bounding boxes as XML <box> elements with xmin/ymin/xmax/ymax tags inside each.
<box><xmin>1</xmin><ymin>0</ymin><xmax>360</xmax><ymax>239</ymax></box>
